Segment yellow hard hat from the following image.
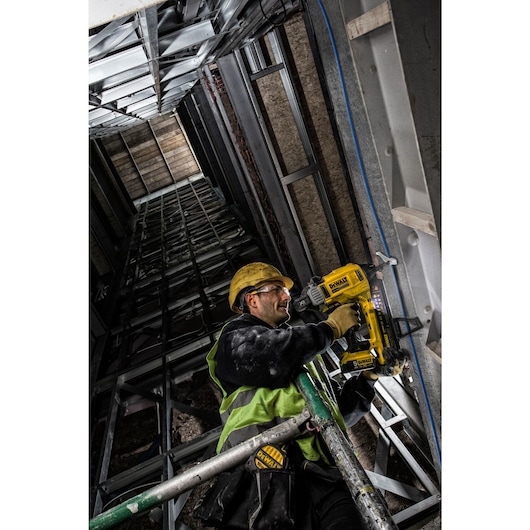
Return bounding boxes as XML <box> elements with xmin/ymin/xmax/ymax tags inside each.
<box><xmin>228</xmin><ymin>262</ymin><xmax>294</xmax><ymax>313</ymax></box>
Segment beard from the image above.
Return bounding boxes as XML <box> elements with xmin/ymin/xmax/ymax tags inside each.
<box><xmin>257</xmin><ymin>303</ymin><xmax>291</xmax><ymax>328</ymax></box>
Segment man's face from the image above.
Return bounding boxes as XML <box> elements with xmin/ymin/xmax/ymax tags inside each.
<box><xmin>246</xmin><ymin>281</ymin><xmax>292</xmax><ymax>327</ymax></box>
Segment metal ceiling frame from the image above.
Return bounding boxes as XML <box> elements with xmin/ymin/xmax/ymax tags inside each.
<box><xmin>89</xmin><ymin>0</ymin><xmax>300</xmax><ymax>139</ymax></box>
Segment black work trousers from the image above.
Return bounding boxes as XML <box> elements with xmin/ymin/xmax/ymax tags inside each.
<box><xmin>293</xmin><ymin>461</ymin><xmax>365</xmax><ymax>530</ymax></box>
<box><xmin>207</xmin><ymin>439</ymin><xmax>366</xmax><ymax>530</ymax></box>
<box><xmin>216</xmin><ymin>464</ymin><xmax>365</xmax><ymax>530</ymax></box>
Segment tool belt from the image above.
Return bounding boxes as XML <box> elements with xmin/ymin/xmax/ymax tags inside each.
<box><xmin>194</xmin><ymin>443</ymin><xmax>295</xmax><ymax>529</ymax></box>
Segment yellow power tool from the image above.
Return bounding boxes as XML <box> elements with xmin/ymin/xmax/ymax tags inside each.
<box><xmin>294</xmin><ymin>263</ymin><xmax>421</xmax><ymax>373</ymax></box>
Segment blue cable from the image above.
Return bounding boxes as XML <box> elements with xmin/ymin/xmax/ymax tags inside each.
<box><xmin>316</xmin><ymin>0</ymin><xmax>441</xmax><ymax>464</ymax></box>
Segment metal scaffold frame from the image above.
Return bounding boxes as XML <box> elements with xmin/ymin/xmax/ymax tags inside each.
<box><xmin>90</xmin><ymin>175</ymin><xmax>265</xmax><ymax>525</ymax></box>
<box><xmin>91</xmin><ymin>361</ymin><xmax>440</xmax><ymax>529</ymax></box>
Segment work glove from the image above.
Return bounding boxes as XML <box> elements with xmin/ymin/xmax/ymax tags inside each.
<box><xmin>363</xmin><ymin>347</ymin><xmax>409</xmax><ymax>380</ymax></box>
<box><xmin>324</xmin><ymin>304</ymin><xmax>359</xmax><ymax>339</ymax></box>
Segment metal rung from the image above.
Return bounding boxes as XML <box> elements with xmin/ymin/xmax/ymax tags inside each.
<box><xmin>392</xmin><ymin>494</ymin><xmax>441</xmax><ymax>527</ymax></box>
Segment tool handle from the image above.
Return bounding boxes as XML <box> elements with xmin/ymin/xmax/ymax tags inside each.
<box><xmin>344</xmin><ymin>327</ymin><xmax>370</xmax><ymax>353</ymax></box>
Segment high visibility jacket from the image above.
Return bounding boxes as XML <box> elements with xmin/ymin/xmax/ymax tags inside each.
<box><xmin>207</xmin><ymin>314</ymin><xmax>347</xmax><ymax>463</ymax></box>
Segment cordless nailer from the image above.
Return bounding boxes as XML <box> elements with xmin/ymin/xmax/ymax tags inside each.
<box><xmin>294</xmin><ymin>263</ymin><xmax>421</xmax><ymax>374</ymax></box>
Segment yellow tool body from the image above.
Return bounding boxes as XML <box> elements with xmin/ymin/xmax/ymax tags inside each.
<box><xmin>295</xmin><ymin>263</ymin><xmax>393</xmax><ymax>373</ymax></box>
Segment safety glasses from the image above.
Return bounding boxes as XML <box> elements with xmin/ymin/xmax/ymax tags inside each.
<box><xmin>250</xmin><ymin>285</ymin><xmax>290</xmax><ymax>296</ymax></box>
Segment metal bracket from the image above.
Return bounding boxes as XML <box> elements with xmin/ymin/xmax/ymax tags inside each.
<box><xmin>376</xmin><ymin>251</ymin><xmax>397</xmax><ymax>266</ymax></box>
<box><xmin>393</xmin><ymin>316</ymin><xmax>423</xmax><ymax>339</ymax></box>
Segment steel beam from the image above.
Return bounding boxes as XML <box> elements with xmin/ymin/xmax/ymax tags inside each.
<box><xmin>217</xmin><ymin>52</ymin><xmax>314</xmax><ymax>285</ymax></box>
<box><xmin>89</xmin><ymin>0</ymin><xmax>167</xmax><ymax>29</ymax></box>
<box><xmin>268</xmin><ymin>29</ymin><xmax>350</xmax><ymax>265</ymax></box>
<box><xmin>197</xmin><ymin>68</ymin><xmax>281</xmax><ymax>260</ymax></box>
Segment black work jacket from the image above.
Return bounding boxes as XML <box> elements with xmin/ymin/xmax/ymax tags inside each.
<box><xmin>214</xmin><ymin>313</ymin><xmax>376</xmax><ymax>427</ymax></box>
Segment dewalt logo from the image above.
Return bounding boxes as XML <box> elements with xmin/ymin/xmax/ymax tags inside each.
<box><xmin>254</xmin><ymin>445</ymin><xmax>286</xmax><ymax>469</ymax></box>
<box><xmin>329</xmin><ymin>276</ymin><xmax>350</xmax><ymax>293</ymax></box>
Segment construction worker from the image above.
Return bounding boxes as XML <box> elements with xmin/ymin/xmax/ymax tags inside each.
<box><xmin>195</xmin><ymin>262</ymin><xmax>404</xmax><ymax>529</ymax></box>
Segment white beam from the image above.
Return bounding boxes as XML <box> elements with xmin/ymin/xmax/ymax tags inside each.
<box><xmin>89</xmin><ymin>0</ymin><xmax>166</xmax><ymax>29</ymax></box>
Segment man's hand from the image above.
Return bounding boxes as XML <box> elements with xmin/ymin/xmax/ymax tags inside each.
<box><xmin>363</xmin><ymin>347</ymin><xmax>408</xmax><ymax>380</ymax></box>
<box><xmin>324</xmin><ymin>304</ymin><xmax>359</xmax><ymax>339</ymax></box>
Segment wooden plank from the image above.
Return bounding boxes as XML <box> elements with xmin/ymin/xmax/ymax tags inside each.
<box><xmin>347</xmin><ymin>2</ymin><xmax>391</xmax><ymax>40</ymax></box>
<box><xmin>392</xmin><ymin>206</ymin><xmax>437</xmax><ymax>237</ymax></box>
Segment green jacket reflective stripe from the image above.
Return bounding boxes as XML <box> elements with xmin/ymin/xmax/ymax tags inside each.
<box><xmin>206</xmin><ymin>332</ymin><xmax>347</xmax><ymax>463</ymax></box>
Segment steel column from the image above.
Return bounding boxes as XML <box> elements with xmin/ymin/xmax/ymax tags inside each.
<box><xmin>217</xmin><ymin>52</ymin><xmax>314</xmax><ymax>286</ymax></box>
<box><xmin>268</xmin><ymin>28</ymin><xmax>350</xmax><ymax>265</ymax></box>
<box><xmin>198</xmin><ymin>68</ymin><xmax>282</xmax><ymax>263</ymax></box>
